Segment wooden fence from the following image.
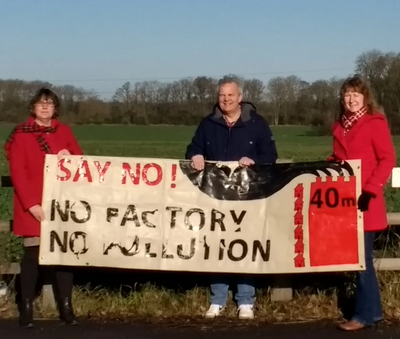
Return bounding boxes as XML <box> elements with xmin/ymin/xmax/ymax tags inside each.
<box><xmin>1</xmin><ymin>171</ymin><xmax>400</xmax><ymax>303</ymax></box>
<box><xmin>0</xmin><ymin>176</ymin><xmax>56</xmax><ymax>308</ymax></box>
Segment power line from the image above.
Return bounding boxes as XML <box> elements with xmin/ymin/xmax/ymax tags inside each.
<box><xmin>45</xmin><ymin>67</ymin><xmax>354</xmax><ymax>83</ymax></box>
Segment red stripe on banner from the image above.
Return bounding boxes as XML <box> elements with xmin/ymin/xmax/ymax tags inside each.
<box><xmin>294</xmin><ymin>184</ymin><xmax>305</xmax><ymax>268</ymax></box>
<box><xmin>308</xmin><ymin>176</ymin><xmax>359</xmax><ymax>267</ymax></box>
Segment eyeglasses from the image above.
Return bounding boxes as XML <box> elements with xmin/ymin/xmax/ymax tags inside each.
<box><xmin>35</xmin><ymin>101</ymin><xmax>54</xmax><ymax>107</ymax></box>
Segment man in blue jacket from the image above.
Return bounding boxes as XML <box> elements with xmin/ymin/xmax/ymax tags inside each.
<box><xmin>185</xmin><ymin>76</ymin><xmax>278</xmax><ymax>319</ymax></box>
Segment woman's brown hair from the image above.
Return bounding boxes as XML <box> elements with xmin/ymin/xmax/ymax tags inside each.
<box><xmin>339</xmin><ymin>75</ymin><xmax>380</xmax><ymax>119</ymax></box>
<box><xmin>29</xmin><ymin>87</ymin><xmax>61</xmax><ymax>118</ymax></box>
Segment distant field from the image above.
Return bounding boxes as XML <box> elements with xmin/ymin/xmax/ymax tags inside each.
<box><xmin>1</xmin><ymin>124</ymin><xmax>400</xmax><ymax>223</ymax></box>
<box><xmin>0</xmin><ymin>124</ymin><xmax>333</xmax><ymax>176</ymax></box>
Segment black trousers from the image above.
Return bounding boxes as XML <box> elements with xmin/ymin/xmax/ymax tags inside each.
<box><xmin>20</xmin><ymin>246</ymin><xmax>74</xmax><ymax>303</ymax></box>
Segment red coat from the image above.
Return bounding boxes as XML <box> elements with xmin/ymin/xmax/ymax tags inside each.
<box><xmin>7</xmin><ymin>118</ymin><xmax>83</xmax><ymax>237</ymax></box>
<box><xmin>332</xmin><ymin>113</ymin><xmax>396</xmax><ymax>232</ymax></box>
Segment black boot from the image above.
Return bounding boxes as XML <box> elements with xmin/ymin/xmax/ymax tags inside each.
<box><xmin>18</xmin><ymin>299</ymin><xmax>34</xmax><ymax>328</ymax></box>
<box><xmin>59</xmin><ymin>298</ymin><xmax>79</xmax><ymax>325</ymax></box>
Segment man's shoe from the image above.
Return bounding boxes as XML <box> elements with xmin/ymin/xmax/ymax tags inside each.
<box><xmin>204</xmin><ymin>304</ymin><xmax>225</xmax><ymax>318</ymax></box>
<box><xmin>237</xmin><ymin>304</ymin><xmax>254</xmax><ymax>320</ymax></box>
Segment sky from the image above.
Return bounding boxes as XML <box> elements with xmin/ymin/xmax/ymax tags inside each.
<box><xmin>1</xmin><ymin>0</ymin><xmax>399</xmax><ymax>99</ymax></box>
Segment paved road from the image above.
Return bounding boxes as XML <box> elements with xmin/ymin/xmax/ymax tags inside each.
<box><xmin>1</xmin><ymin>319</ymin><xmax>400</xmax><ymax>339</ymax></box>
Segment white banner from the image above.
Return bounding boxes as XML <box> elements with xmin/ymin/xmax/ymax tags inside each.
<box><xmin>39</xmin><ymin>155</ymin><xmax>365</xmax><ymax>274</ymax></box>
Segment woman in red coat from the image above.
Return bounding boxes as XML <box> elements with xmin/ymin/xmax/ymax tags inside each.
<box><xmin>330</xmin><ymin>76</ymin><xmax>396</xmax><ymax>331</ymax></box>
<box><xmin>5</xmin><ymin>88</ymin><xmax>83</xmax><ymax>328</ymax></box>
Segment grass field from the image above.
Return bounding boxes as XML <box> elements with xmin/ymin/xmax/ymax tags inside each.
<box><xmin>1</xmin><ymin>124</ymin><xmax>400</xmax><ymax>322</ymax></box>
<box><xmin>0</xmin><ymin>125</ymin><xmax>338</xmax><ymax>222</ymax></box>
<box><xmin>0</xmin><ymin>124</ymin><xmax>333</xmax><ymax>169</ymax></box>
<box><xmin>1</xmin><ymin>124</ymin><xmax>400</xmax><ymax>221</ymax></box>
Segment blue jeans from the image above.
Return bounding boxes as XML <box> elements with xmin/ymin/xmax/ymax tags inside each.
<box><xmin>352</xmin><ymin>232</ymin><xmax>383</xmax><ymax>326</ymax></box>
<box><xmin>210</xmin><ymin>275</ymin><xmax>255</xmax><ymax>306</ymax></box>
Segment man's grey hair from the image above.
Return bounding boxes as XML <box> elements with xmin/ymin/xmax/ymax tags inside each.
<box><xmin>217</xmin><ymin>76</ymin><xmax>243</xmax><ymax>95</ymax></box>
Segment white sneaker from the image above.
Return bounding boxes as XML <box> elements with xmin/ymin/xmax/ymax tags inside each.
<box><xmin>237</xmin><ymin>304</ymin><xmax>254</xmax><ymax>319</ymax></box>
<box><xmin>205</xmin><ymin>304</ymin><xmax>224</xmax><ymax>318</ymax></box>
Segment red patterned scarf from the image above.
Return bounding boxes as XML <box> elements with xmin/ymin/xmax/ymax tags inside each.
<box><xmin>342</xmin><ymin>107</ymin><xmax>367</xmax><ymax>136</ymax></box>
<box><xmin>4</xmin><ymin>118</ymin><xmax>58</xmax><ymax>159</ymax></box>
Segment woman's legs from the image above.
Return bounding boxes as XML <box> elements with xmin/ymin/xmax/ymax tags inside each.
<box><xmin>19</xmin><ymin>246</ymin><xmax>40</xmax><ymax>327</ymax></box>
<box><xmin>18</xmin><ymin>245</ymin><xmax>78</xmax><ymax>326</ymax></box>
<box><xmin>339</xmin><ymin>232</ymin><xmax>382</xmax><ymax>330</ymax></box>
<box><xmin>351</xmin><ymin>232</ymin><xmax>382</xmax><ymax>326</ymax></box>
<box><xmin>53</xmin><ymin>266</ymin><xmax>78</xmax><ymax>325</ymax></box>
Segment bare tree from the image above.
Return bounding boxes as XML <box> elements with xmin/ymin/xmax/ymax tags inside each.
<box><xmin>2</xmin><ymin>49</ymin><xmax>400</xmax><ymax>131</ymax></box>
<box><xmin>267</xmin><ymin>77</ymin><xmax>286</xmax><ymax>125</ymax></box>
<box><xmin>113</xmin><ymin>82</ymin><xmax>134</xmax><ymax>108</ymax></box>
<box><xmin>243</xmin><ymin>78</ymin><xmax>265</xmax><ymax>103</ymax></box>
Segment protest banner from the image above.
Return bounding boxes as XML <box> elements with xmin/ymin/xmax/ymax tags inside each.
<box><xmin>38</xmin><ymin>155</ymin><xmax>365</xmax><ymax>274</ymax></box>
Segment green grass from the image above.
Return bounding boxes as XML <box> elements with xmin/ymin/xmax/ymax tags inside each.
<box><xmin>0</xmin><ymin>125</ymin><xmax>331</xmax><ymax>218</ymax></box>
<box><xmin>1</xmin><ymin>124</ymin><xmax>400</xmax><ymax>260</ymax></box>
<box><xmin>0</xmin><ymin>125</ymin><xmax>336</xmax><ymax>262</ymax></box>
<box><xmin>0</xmin><ymin>125</ymin><xmax>332</xmax><ymax>175</ymax></box>
<box><xmin>1</xmin><ymin>124</ymin><xmax>400</xmax><ymax>219</ymax></box>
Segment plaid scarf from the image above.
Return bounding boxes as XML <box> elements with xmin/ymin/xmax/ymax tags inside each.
<box><xmin>342</xmin><ymin>107</ymin><xmax>367</xmax><ymax>136</ymax></box>
<box><xmin>4</xmin><ymin>118</ymin><xmax>58</xmax><ymax>159</ymax></box>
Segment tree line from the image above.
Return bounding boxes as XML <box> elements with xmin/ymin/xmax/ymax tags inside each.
<box><xmin>1</xmin><ymin>49</ymin><xmax>400</xmax><ymax>134</ymax></box>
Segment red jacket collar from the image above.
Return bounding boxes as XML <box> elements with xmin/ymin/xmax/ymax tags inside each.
<box><xmin>332</xmin><ymin>112</ymin><xmax>385</xmax><ymax>134</ymax></box>
<box><xmin>26</xmin><ymin>117</ymin><xmax>59</xmax><ymax>128</ymax></box>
